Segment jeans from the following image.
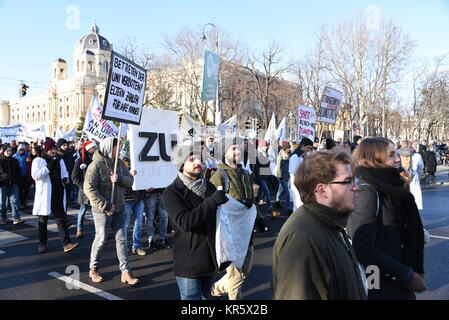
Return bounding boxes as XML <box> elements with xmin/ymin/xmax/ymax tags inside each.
<box><xmin>77</xmin><ymin>204</ymin><xmax>91</xmax><ymax>231</ymax></box>
<box><xmin>38</xmin><ymin>215</ymin><xmax>71</xmax><ymax>247</ymax></box>
<box><xmin>257</xmin><ymin>179</ymin><xmax>271</xmax><ymax>207</ymax></box>
<box><xmin>124</xmin><ymin>200</ymin><xmax>145</xmax><ymax>250</ymax></box>
<box><xmin>90</xmin><ymin>210</ymin><xmax>130</xmax><ymax>273</ymax></box>
<box><xmin>176</xmin><ymin>276</ymin><xmax>215</xmax><ymax>300</ymax></box>
<box><xmin>0</xmin><ymin>185</ymin><xmax>20</xmax><ymax>220</ymax></box>
<box><xmin>276</xmin><ymin>179</ymin><xmax>291</xmax><ymax>207</ymax></box>
<box><xmin>144</xmin><ymin>193</ymin><xmax>168</xmax><ymax>242</ymax></box>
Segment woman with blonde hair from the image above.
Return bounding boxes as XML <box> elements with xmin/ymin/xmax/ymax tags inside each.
<box><xmin>347</xmin><ymin>137</ymin><xmax>425</xmax><ymax>300</ymax></box>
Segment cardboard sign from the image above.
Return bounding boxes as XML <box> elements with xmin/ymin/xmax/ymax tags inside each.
<box><xmin>129</xmin><ymin>107</ymin><xmax>179</xmax><ymax>190</ymax></box>
<box><xmin>103</xmin><ymin>51</ymin><xmax>147</xmax><ymax>125</ymax></box>
<box><xmin>317</xmin><ymin>87</ymin><xmax>343</xmax><ymax>124</ymax></box>
<box><xmin>297</xmin><ymin>105</ymin><xmax>316</xmax><ymax>142</ymax></box>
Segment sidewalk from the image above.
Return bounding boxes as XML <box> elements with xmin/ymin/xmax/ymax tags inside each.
<box><xmin>422</xmin><ymin>165</ymin><xmax>449</xmax><ymax>186</ymax></box>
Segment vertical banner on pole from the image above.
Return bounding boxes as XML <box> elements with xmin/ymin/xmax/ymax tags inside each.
<box><xmin>201</xmin><ymin>50</ymin><xmax>219</xmax><ymax>102</ymax></box>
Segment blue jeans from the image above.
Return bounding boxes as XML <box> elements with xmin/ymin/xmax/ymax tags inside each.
<box><xmin>77</xmin><ymin>204</ymin><xmax>91</xmax><ymax>231</ymax></box>
<box><xmin>144</xmin><ymin>193</ymin><xmax>168</xmax><ymax>242</ymax></box>
<box><xmin>124</xmin><ymin>200</ymin><xmax>145</xmax><ymax>250</ymax></box>
<box><xmin>90</xmin><ymin>210</ymin><xmax>130</xmax><ymax>273</ymax></box>
<box><xmin>176</xmin><ymin>276</ymin><xmax>214</xmax><ymax>300</ymax></box>
<box><xmin>276</xmin><ymin>179</ymin><xmax>290</xmax><ymax>206</ymax></box>
<box><xmin>257</xmin><ymin>179</ymin><xmax>271</xmax><ymax>207</ymax></box>
<box><xmin>0</xmin><ymin>185</ymin><xmax>20</xmax><ymax>220</ymax></box>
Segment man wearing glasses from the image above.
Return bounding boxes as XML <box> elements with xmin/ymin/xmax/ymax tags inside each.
<box><xmin>272</xmin><ymin>151</ymin><xmax>367</xmax><ymax>300</ymax></box>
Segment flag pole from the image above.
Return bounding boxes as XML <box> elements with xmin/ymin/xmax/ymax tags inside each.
<box><xmin>110</xmin><ymin>123</ymin><xmax>123</xmax><ymax>205</ymax></box>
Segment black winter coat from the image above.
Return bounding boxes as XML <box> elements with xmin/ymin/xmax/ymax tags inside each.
<box><xmin>0</xmin><ymin>155</ymin><xmax>21</xmax><ymax>187</ymax></box>
<box><xmin>422</xmin><ymin>151</ymin><xmax>437</xmax><ymax>173</ymax></box>
<box><xmin>163</xmin><ymin>176</ymin><xmax>222</xmax><ymax>278</ymax></box>
<box><xmin>71</xmin><ymin>154</ymin><xmax>92</xmax><ymax>205</ymax></box>
<box><xmin>347</xmin><ymin>178</ymin><xmax>424</xmax><ymax>300</ymax></box>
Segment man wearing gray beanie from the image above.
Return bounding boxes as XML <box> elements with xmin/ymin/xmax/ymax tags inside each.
<box><xmin>163</xmin><ymin>141</ymin><xmax>229</xmax><ymax>300</ymax></box>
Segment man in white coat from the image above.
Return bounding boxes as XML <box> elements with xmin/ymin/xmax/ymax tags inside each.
<box><xmin>32</xmin><ymin>139</ymin><xmax>79</xmax><ymax>254</ymax></box>
<box><xmin>410</xmin><ymin>143</ymin><xmax>424</xmax><ymax>211</ymax></box>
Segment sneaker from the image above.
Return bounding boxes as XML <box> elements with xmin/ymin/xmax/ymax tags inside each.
<box><xmin>76</xmin><ymin>230</ymin><xmax>84</xmax><ymax>238</ymax></box>
<box><xmin>89</xmin><ymin>268</ymin><xmax>103</xmax><ymax>283</ymax></box>
<box><xmin>63</xmin><ymin>242</ymin><xmax>79</xmax><ymax>253</ymax></box>
<box><xmin>13</xmin><ymin>219</ymin><xmax>25</xmax><ymax>225</ymax></box>
<box><xmin>37</xmin><ymin>244</ymin><xmax>47</xmax><ymax>254</ymax></box>
<box><xmin>148</xmin><ymin>241</ymin><xmax>158</xmax><ymax>253</ymax></box>
<box><xmin>159</xmin><ymin>239</ymin><xmax>172</xmax><ymax>249</ymax></box>
<box><xmin>132</xmin><ymin>248</ymin><xmax>147</xmax><ymax>256</ymax></box>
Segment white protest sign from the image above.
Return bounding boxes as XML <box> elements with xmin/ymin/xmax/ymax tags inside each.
<box><xmin>103</xmin><ymin>51</ymin><xmax>147</xmax><ymax>125</ymax></box>
<box><xmin>129</xmin><ymin>107</ymin><xmax>179</xmax><ymax>190</ymax></box>
<box><xmin>317</xmin><ymin>87</ymin><xmax>343</xmax><ymax>124</ymax></box>
<box><xmin>17</xmin><ymin>125</ymin><xmax>46</xmax><ymax>142</ymax></box>
<box><xmin>83</xmin><ymin>96</ymin><xmax>119</xmax><ymax>141</ymax></box>
<box><xmin>0</xmin><ymin>124</ymin><xmax>23</xmax><ymax>143</ymax></box>
<box><xmin>297</xmin><ymin>105</ymin><xmax>316</xmax><ymax>142</ymax></box>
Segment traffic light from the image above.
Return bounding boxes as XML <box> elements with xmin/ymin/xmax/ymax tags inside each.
<box><xmin>245</xmin><ymin>119</ymin><xmax>251</xmax><ymax>129</ymax></box>
<box><xmin>20</xmin><ymin>83</ymin><xmax>29</xmax><ymax>97</ymax></box>
<box><xmin>255</xmin><ymin>119</ymin><xmax>261</xmax><ymax>130</ymax></box>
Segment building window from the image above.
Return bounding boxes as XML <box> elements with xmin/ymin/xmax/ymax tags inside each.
<box><xmin>60</xmin><ymin>107</ymin><xmax>63</xmax><ymax>118</ymax></box>
<box><xmin>67</xmin><ymin>105</ymin><xmax>70</xmax><ymax>118</ymax></box>
<box><xmin>88</xmin><ymin>61</ymin><xmax>93</xmax><ymax>72</ymax></box>
<box><xmin>43</xmin><ymin>111</ymin><xmax>46</xmax><ymax>120</ymax></box>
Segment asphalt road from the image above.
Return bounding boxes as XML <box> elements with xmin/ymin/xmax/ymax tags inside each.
<box><xmin>1</xmin><ymin>166</ymin><xmax>448</xmax><ymax>300</ymax></box>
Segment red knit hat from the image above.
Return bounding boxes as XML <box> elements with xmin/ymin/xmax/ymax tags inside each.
<box><xmin>43</xmin><ymin>139</ymin><xmax>57</xmax><ymax>153</ymax></box>
<box><xmin>80</xmin><ymin>141</ymin><xmax>97</xmax><ymax>170</ymax></box>
<box><xmin>258</xmin><ymin>140</ymin><xmax>267</xmax><ymax>148</ymax></box>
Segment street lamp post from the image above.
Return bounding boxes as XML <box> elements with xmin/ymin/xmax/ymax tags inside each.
<box><xmin>201</xmin><ymin>23</ymin><xmax>221</xmax><ymax>126</ymax></box>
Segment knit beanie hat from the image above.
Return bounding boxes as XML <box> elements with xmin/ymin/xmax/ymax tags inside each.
<box><xmin>56</xmin><ymin>138</ymin><xmax>68</xmax><ymax>148</ymax></box>
<box><xmin>43</xmin><ymin>139</ymin><xmax>57</xmax><ymax>153</ymax></box>
<box><xmin>258</xmin><ymin>140</ymin><xmax>267</xmax><ymax>148</ymax></box>
<box><xmin>1</xmin><ymin>143</ymin><xmax>11</xmax><ymax>153</ymax></box>
<box><xmin>80</xmin><ymin>140</ymin><xmax>97</xmax><ymax>170</ymax></box>
<box><xmin>18</xmin><ymin>144</ymin><xmax>26</xmax><ymax>152</ymax></box>
<box><xmin>171</xmin><ymin>141</ymin><xmax>202</xmax><ymax>172</ymax></box>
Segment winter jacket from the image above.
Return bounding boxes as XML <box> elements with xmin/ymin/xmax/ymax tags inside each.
<box><xmin>347</xmin><ymin>167</ymin><xmax>424</xmax><ymax>300</ymax></box>
<box><xmin>84</xmin><ymin>138</ymin><xmax>133</xmax><ymax>214</ymax></box>
<box><xmin>272</xmin><ymin>202</ymin><xmax>367</xmax><ymax>300</ymax></box>
<box><xmin>13</xmin><ymin>152</ymin><xmax>28</xmax><ymax>176</ymax></box>
<box><xmin>209</xmin><ymin>163</ymin><xmax>254</xmax><ymax>203</ymax></box>
<box><xmin>72</xmin><ymin>153</ymin><xmax>93</xmax><ymax>205</ymax></box>
<box><xmin>163</xmin><ymin>176</ymin><xmax>224</xmax><ymax>278</ymax></box>
<box><xmin>254</xmin><ymin>149</ymin><xmax>272</xmax><ymax>182</ymax></box>
<box><xmin>0</xmin><ymin>155</ymin><xmax>22</xmax><ymax>187</ymax></box>
<box><xmin>275</xmin><ymin>150</ymin><xmax>290</xmax><ymax>181</ymax></box>
<box><xmin>422</xmin><ymin>150</ymin><xmax>437</xmax><ymax>174</ymax></box>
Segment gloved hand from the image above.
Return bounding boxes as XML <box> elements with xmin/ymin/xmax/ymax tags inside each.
<box><xmin>46</xmin><ymin>158</ymin><xmax>59</xmax><ymax>171</ymax></box>
<box><xmin>212</xmin><ymin>190</ymin><xmax>229</xmax><ymax>205</ymax></box>
<box><xmin>244</xmin><ymin>198</ymin><xmax>253</xmax><ymax>209</ymax></box>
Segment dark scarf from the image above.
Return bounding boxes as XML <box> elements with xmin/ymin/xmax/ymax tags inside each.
<box><xmin>356</xmin><ymin>166</ymin><xmax>424</xmax><ymax>273</ymax></box>
<box><xmin>42</xmin><ymin>153</ymin><xmax>62</xmax><ymax>181</ymax></box>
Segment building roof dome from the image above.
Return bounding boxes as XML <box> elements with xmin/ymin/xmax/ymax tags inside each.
<box><xmin>75</xmin><ymin>20</ymin><xmax>112</xmax><ymax>53</ymax></box>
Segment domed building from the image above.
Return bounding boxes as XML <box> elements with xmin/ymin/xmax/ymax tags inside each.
<box><xmin>3</xmin><ymin>21</ymin><xmax>113</xmax><ymax>136</ymax></box>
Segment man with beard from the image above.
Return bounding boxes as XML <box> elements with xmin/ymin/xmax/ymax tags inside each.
<box><xmin>272</xmin><ymin>151</ymin><xmax>367</xmax><ymax>300</ymax></box>
<box><xmin>163</xmin><ymin>141</ymin><xmax>229</xmax><ymax>300</ymax></box>
<box><xmin>31</xmin><ymin>139</ymin><xmax>78</xmax><ymax>253</ymax></box>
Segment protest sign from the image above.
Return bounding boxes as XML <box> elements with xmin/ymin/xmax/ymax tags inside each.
<box><xmin>317</xmin><ymin>87</ymin><xmax>343</xmax><ymax>124</ymax></box>
<box><xmin>201</xmin><ymin>50</ymin><xmax>219</xmax><ymax>102</ymax></box>
<box><xmin>83</xmin><ymin>96</ymin><xmax>119</xmax><ymax>141</ymax></box>
<box><xmin>297</xmin><ymin>105</ymin><xmax>316</xmax><ymax>142</ymax></box>
<box><xmin>0</xmin><ymin>124</ymin><xmax>24</xmax><ymax>143</ymax></box>
<box><xmin>129</xmin><ymin>107</ymin><xmax>179</xmax><ymax>190</ymax></box>
<box><xmin>102</xmin><ymin>51</ymin><xmax>147</xmax><ymax>125</ymax></box>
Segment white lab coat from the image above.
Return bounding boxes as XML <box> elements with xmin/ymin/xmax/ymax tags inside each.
<box><xmin>288</xmin><ymin>153</ymin><xmax>304</xmax><ymax>210</ymax></box>
<box><xmin>410</xmin><ymin>152</ymin><xmax>424</xmax><ymax>210</ymax></box>
<box><xmin>31</xmin><ymin>157</ymin><xmax>68</xmax><ymax>216</ymax></box>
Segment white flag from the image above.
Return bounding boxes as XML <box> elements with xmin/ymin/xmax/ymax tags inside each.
<box><xmin>276</xmin><ymin>117</ymin><xmax>286</xmax><ymax>143</ymax></box>
<box><xmin>180</xmin><ymin>113</ymin><xmax>202</xmax><ymax>140</ymax></box>
<box><xmin>264</xmin><ymin>113</ymin><xmax>277</xmax><ymax>142</ymax></box>
<box><xmin>82</xmin><ymin>96</ymin><xmax>119</xmax><ymax>141</ymax></box>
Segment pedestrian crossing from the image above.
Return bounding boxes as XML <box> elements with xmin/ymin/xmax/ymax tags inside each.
<box><xmin>0</xmin><ymin>229</ymin><xmax>28</xmax><ymax>246</ymax></box>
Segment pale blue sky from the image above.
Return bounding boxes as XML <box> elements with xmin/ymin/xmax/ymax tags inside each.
<box><xmin>1</xmin><ymin>0</ymin><xmax>448</xmax><ymax>102</ymax></box>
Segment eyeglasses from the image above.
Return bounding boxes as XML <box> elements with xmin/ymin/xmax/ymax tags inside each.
<box><xmin>324</xmin><ymin>178</ymin><xmax>357</xmax><ymax>186</ymax></box>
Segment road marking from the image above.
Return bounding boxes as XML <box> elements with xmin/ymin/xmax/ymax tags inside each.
<box><xmin>0</xmin><ymin>229</ymin><xmax>28</xmax><ymax>246</ymax></box>
<box><xmin>429</xmin><ymin>235</ymin><xmax>449</xmax><ymax>241</ymax></box>
<box><xmin>48</xmin><ymin>272</ymin><xmax>124</xmax><ymax>300</ymax></box>
<box><xmin>0</xmin><ymin>250</ymin><xmax>5</xmax><ymax>254</ymax></box>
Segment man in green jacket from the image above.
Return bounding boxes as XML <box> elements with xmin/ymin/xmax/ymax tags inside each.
<box><xmin>84</xmin><ymin>137</ymin><xmax>139</xmax><ymax>286</ymax></box>
<box><xmin>209</xmin><ymin>136</ymin><xmax>255</xmax><ymax>300</ymax></box>
<box><xmin>272</xmin><ymin>151</ymin><xmax>367</xmax><ymax>300</ymax></box>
